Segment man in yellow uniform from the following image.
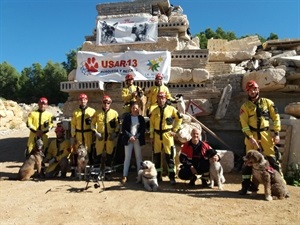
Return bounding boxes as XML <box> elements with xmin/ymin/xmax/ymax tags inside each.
<box><xmin>121</xmin><ymin>73</ymin><xmax>144</xmax><ymax>117</ymax></box>
<box><xmin>239</xmin><ymin>80</ymin><xmax>282</xmax><ymax>194</ymax></box>
<box><xmin>146</xmin><ymin>73</ymin><xmax>175</xmax><ymax>115</ymax></box>
<box><xmin>149</xmin><ymin>91</ymin><xmax>182</xmax><ymax>184</ymax></box>
<box><xmin>43</xmin><ymin>123</ymin><xmax>71</xmax><ymax>178</ymax></box>
<box><xmin>91</xmin><ymin>95</ymin><xmax>119</xmax><ymax>170</ymax></box>
<box><xmin>71</xmin><ymin>93</ymin><xmax>95</xmax><ymax>164</ymax></box>
<box><xmin>26</xmin><ymin>97</ymin><xmax>53</xmax><ymax>157</ymax></box>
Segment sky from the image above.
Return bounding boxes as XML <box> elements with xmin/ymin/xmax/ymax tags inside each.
<box><xmin>1</xmin><ymin>0</ymin><xmax>299</xmax><ymax>73</ymax></box>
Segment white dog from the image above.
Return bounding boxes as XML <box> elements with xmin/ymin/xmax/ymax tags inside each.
<box><xmin>137</xmin><ymin>160</ymin><xmax>159</xmax><ymax>191</ymax></box>
<box><xmin>76</xmin><ymin>143</ymin><xmax>89</xmax><ymax>180</ymax></box>
<box><xmin>205</xmin><ymin>149</ymin><xmax>225</xmax><ymax>190</ymax></box>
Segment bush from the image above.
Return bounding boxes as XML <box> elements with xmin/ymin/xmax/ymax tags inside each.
<box><xmin>284</xmin><ymin>163</ymin><xmax>300</xmax><ymax>187</ymax></box>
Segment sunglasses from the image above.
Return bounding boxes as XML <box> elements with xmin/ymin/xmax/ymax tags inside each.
<box><xmin>103</xmin><ymin>101</ymin><xmax>111</xmax><ymax>105</ymax></box>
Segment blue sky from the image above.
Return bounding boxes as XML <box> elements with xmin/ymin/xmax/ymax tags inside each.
<box><xmin>1</xmin><ymin>0</ymin><xmax>299</xmax><ymax>73</ymax></box>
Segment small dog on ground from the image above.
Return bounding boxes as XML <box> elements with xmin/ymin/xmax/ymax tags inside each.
<box><xmin>18</xmin><ymin>138</ymin><xmax>44</xmax><ymax>181</ymax></box>
<box><xmin>137</xmin><ymin>160</ymin><xmax>159</xmax><ymax>191</ymax></box>
<box><xmin>76</xmin><ymin>143</ymin><xmax>89</xmax><ymax>180</ymax></box>
<box><xmin>243</xmin><ymin>150</ymin><xmax>289</xmax><ymax>201</ymax></box>
<box><xmin>205</xmin><ymin>149</ymin><xmax>225</xmax><ymax>190</ymax></box>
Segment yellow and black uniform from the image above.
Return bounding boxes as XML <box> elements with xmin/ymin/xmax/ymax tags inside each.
<box><xmin>27</xmin><ymin>109</ymin><xmax>53</xmax><ymax>153</ymax></box>
<box><xmin>146</xmin><ymin>85</ymin><xmax>174</xmax><ymax>114</ymax></box>
<box><xmin>91</xmin><ymin>108</ymin><xmax>119</xmax><ymax>166</ymax></box>
<box><xmin>240</xmin><ymin>97</ymin><xmax>281</xmax><ymax>157</ymax></box>
<box><xmin>71</xmin><ymin>106</ymin><xmax>95</xmax><ymax>152</ymax></box>
<box><xmin>149</xmin><ymin>104</ymin><xmax>182</xmax><ymax>180</ymax></box>
<box><xmin>44</xmin><ymin>139</ymin><xmax>71</xmax><ymax>177</ymax></box>
<box><xmin>239</xmin><ymin>97</ymin><xmax>282</xmax><ymax>193</ymax></box>
<box><xmin>121</xmin><ymin>84</ymin><xmax>143</xmax><ymax>114</ymax></box>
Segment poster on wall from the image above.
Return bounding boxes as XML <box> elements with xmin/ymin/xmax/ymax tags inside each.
<box><xmin>75</xmin><ymin>50</ymin><xmax>171</xmax><ymax>83</ymax></box>
<box><xmin>96</xmin><ymin>15</ymin><xmax>158</xmax><ymax>45</ymax></box>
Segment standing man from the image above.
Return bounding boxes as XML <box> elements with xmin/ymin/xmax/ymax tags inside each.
<box><xmin>146</xmin><ymin>73</ymin><xmax>175</xmax><ymax>115</ymax></box>
<box><xmin>149</xmin><ymin>91</ymin><xmax>182</xmax><ymax>184</ymax></box>
<box><xmin>239</xmin><ymin>80</ymin><xmax>282</xmax><ymax>194</ymax></box>
<box><xmin>121</xmin><ymin>73</ymin><xmax>144</xmax><ymax>117</ymax></box>
<box><xmin>91</xmin><ymin>95</ymin><xmax>119</xmax><ymax>170</ymax></box>
<box><xmin>71</xmin><ymin>93</ymin><xmax>95</xmax><ymax>167</ymax></box>
<box><xmin>43</xmin><ymin>123</ymin><xmax>71</xmax><ymax>178</ymax></box>
<box><xmin>26</xmin><ymin>97</ymin><xmax>53</xmax><ymax>156</ymax></box>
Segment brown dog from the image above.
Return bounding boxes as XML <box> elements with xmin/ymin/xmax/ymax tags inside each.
<box><xmin>243</xmin><ymin>150</ymin><xmax>289</xmax><ymax>201</ymax></box>
<box><xmin>18</xmin><ymin>138</ymin><xmax>44</xmax><ymax>181</ymax></box>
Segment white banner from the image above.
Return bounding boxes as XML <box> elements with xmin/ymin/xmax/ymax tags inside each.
<box><xmin>76</xmin><ymin>51</ymin><xmax>171</xmax><ymax>83</ymax></box>
<box><xmin>96</xmin><ymin>15</ymin><xmax>158</xmax><ymax>45</ymax></box>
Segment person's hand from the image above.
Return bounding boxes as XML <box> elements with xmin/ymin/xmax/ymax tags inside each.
<box><xmin>48</xmin><ymin>157</ymin><xmax>56</xmax><ymax>165</ymax></box>
<box><xmin>190</xmin><ymin>165</ymin><xmax>197</xmax><ymax>174</ymax></box>
<box><xmin>95</xmin><ymin>132</ymin><xmax>103</xmax><ymax>141</ymax></box>
<box><xmin>273</xmin><ymin>134</ymin><xmax>280</xmax><ymax>144</ymax></box>
<box><xmin>249</xmin><ymin>137</ymin><xmax>260</xmax><ymax>149</ymax></box>
<box><xmin>169</xmin><ymin>131</ymin><xmax>176</xmax><ymax>137</ymax></box>
<box><xmin>36</xmin><ymin>130</ymin><xmax>43</xmax><ymax>137</ymax></box>
<box><xmin>129</xmin><ymin>136</ymin><xmax>136</xmax><ymax>142</ymax></box>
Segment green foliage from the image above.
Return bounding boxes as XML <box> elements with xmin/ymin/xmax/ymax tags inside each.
<box><xmin>62</xmin><ymin>48</ymin><xmax>81</xmax><ymax>74</ymax></box>
<box><xmin>285</xmin><ymin>163</ymin><xmax>300</xmax><ymax>187</ymax></box>
<box><xmin>196</xmin><ymin>27</ymin><xmax>278</xmax><ymax>49</ymax></box>
<box><xmin>0</xmin><ymin>62</ymin><xmax>20</xmax><ymax>101</ymax></box>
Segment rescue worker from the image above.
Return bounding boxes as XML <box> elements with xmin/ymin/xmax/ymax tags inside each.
<box><xmin>91</xmin><ymin>95</ymin><xmax>119</xmax><ymax>172</ymax></box>
<box><xmin>146</xmin><ymin>73</ymin><xmax>175</xmax><ymax>115</ymax></box>
<box><xmin>70</xmin><ymin>93</ymin><xmax>95</xmax><ymax>165</ymax></box>
<box><xmin>26</xmin><ymin>97</ymin><xmax>53</xmax><ymax>156</ymax></box>
<box><xmin>178</xmin><ymin>128</ymin><xmax>217</xmax><ymax>187</ymax></box>
<box><xmin>121</xmin><ymin>73</ymin><xmax>144</xmax><ymax>117</ymax></box>
<box><xmin>43</xmin><ymin>123</ymin><xmax>71</xmax><ymax>178</ymax></box>
<box><xmin>239</xmin><ymin>80</ymin><xmax>282</xmax><ymax>194</ymax></box>
<box><xmin>149</xmin><ymin>91</ymin><xmax>182</xmax><ymax>184</ymax></box>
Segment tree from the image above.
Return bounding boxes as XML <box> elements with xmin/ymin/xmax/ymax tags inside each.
<box><xmin>0</xmin><ymin>62</ymin><xmax>20</xmax><ymax>100</ymax></box>
<box><xmin>62</xmin><ymin>48</ymin><xmax>81</xmax><ymax>75</ymax></box>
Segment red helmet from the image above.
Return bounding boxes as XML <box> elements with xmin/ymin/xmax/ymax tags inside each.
<box><xmin>79</xmin><ymin>93</ymin><xmax>88</xmax><ymax>100</ymax></box>
<box><xmin>245</xmin><ymin>80</ymin><xmax>259</xmax><ymax>91</ymax></box>
<box><xmin>102</xmin><ymin>95</ymin><xmax>112</xmax><ymax>103</ymax></box>
<box><xmin>157</xmin><ymin>91</ymin><xmax>166</xmax><ymax>98</ymax></box>
<box><xmin>125</xmin><ymin>74</ymin><xmax>134</xmax><ymax>81</ymax></box>
<box><xmin>155</xmin><ymin>73</ymin><xmax>163</xmax><ymax>80</ymax></box>
<box><xmin>39</xmin><ymin>97</ymin><xmax>48</xmax><ymax>104</ymax></box>
<box><xmin>55</xmin><ymin>123</ymin><xmax>65</xmax><ymax>133</ymax></box>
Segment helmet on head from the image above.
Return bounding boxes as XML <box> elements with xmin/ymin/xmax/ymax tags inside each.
<box><xmin>155</xmin><ymin>73</ymin><xmax>163</xmax><ymax>80</ymax></box>
<box><xmin>125</xmin><ymin>74</ymin><xmax>134</xmax><ymax>81</ymax></box>
<box><xmin>55</xmin><ymin>123</ymin><xmax>65</xmax><ymax>133</ymax></box>
<box><xmin>39</xmin><ymin>97</ymin><xmax>48</xmax><ymax>104</ymax></box>
<box><xmin>102</xmin><ymin>95</ymin><xmax>112</xmax><ymax>103</ymax></box>
<box><xmin>245</xmin><ymin>80</ymin><xmax>259</xmax><ymax>91</ymax></box>
<box><xmin>157</xmin><ymin>91</ymin><xmax>166</xmax><ymax>98</ymax></box>
<box><xmin>79</xmin><ymin>93</ymin><xmax>88</xmax><ymax>100</ymax></box>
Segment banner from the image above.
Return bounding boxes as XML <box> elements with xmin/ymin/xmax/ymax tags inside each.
<box><xmin>96</xmin><ymin>15</ymin><xmax>158</xmax><ymax>45</ymax></box>
<box><xmin>76</xmin><ymin>50</ymin><xmax>171</xmax><ymax>83</ymax></box>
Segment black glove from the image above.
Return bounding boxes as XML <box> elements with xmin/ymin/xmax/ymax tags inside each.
<box><xmin>44</xmin><ymin>121</ymin><xmax>49</xmax><ymax>128</ymax></box>
<box><xmin>85</xmin><ymin>117</ymin><xmax>92</xmax><ymax>125</ymax></box>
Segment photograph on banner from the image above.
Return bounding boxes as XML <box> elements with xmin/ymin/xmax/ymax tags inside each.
<box><xmin>96</xmin><ymin>15</ymin><xmax>158</xmax><ymax>45</ymax></box>
<box><xmin>75</xmin><ymin>50</ymin><xmax>171</xmax><ymax>82</ymax></box>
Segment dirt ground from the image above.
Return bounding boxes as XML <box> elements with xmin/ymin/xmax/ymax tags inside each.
<box><xmin>0</xmin><ymin>128</ymin><xmax>299</xmax><ymax>225</ymax></box>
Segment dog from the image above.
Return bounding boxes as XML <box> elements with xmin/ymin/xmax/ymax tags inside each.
<box><xmin>136</xmin><ymin>87</ymin><xmax>147</xmax><ymax>117</ymax></box>
<box><xmin>18</xmin><ymin>138</ymin><xmax>44</xmax><ymax>181</ymax></box>
<box><xmin>137</xmin><ymin>160</ymin><xmax>159</xmax><ymax>191</ymax></box>
<box><xmin>76</xmin><ymin>143</ymin><xmax>89</xmax><ymax>180</ymax></box>
<box><xmin>174</xmin><ymin>94</ymin><xmax>185</xmax><ymax>115</ymax></box>
<box><xmin>205</xmin><ymin>149</ymin><xmax>225</xmax><ymax>190</ymax></box>
<box><xmin>243</xmin><ymin>150</ymin><xmax>289</xmax><ymax>201</ymax></box>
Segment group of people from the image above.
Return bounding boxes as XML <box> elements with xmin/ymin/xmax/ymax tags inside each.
<box><xmin>25</xmin><ymin>74</ymin><xmax>284</xmax><ymax>192</ymax></box>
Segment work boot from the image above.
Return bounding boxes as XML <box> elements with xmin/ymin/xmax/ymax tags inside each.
<box><xmin>121</xmin><ymin>176</ymin><xmax>127</xmax><ymax>184</ymax></box>
<box><xmin>188</xmin><ymin>175</ymin><xmax>197</xmax><ymax>186</ymax></box>
<box><xmin>201</xmin><ymin>178</ymin><xmax>209</xmax><ymax>188</ymax></box>
<box><xmin>238</xmin><ymin>180</ymin><xmax>251</xmax><ymax>195</ymax></box>
<box><xmin>170</xmin><ymin>178</ymin><xmax>177</xmax><ymax>185</ymax></box>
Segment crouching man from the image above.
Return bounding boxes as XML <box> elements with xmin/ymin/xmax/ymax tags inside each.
<box><xmin>43</xmin><ymin>123</ymin><xmax>71</xmax><ymax>178</ymax></box>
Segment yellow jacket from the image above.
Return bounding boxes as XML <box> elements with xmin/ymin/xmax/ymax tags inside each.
<box><xmin>45</xmin><ymin>139</ymin><xmax>71</xmax><ymax>173</ymax></box>
<box><xmin>240</xmin><ymin>97</ymin><xmax>281</xmax><ymax>139</ymax></box>
<box><xmin>146</xmin><ymin>85</ymin><xmax>173</xmax><ymax>109</ymax></box>
<box><xmin>121</xmin><ymin>84</ymin><xmax>143</xmax><ymax>104</ymax></box>
<box><xmin>91</xmin><ymin>108</ymin><xmax>119</xmax><ymax>138</ymax></box>
<box><xmin>71</xmin><ymin>106</ymin><xmax>95</xmax><ymax>137</ymax></box>
<box><xmin>149</xmin><ymin>105</ymin><xmax>182</xmax><ymax>139</ymax></box>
